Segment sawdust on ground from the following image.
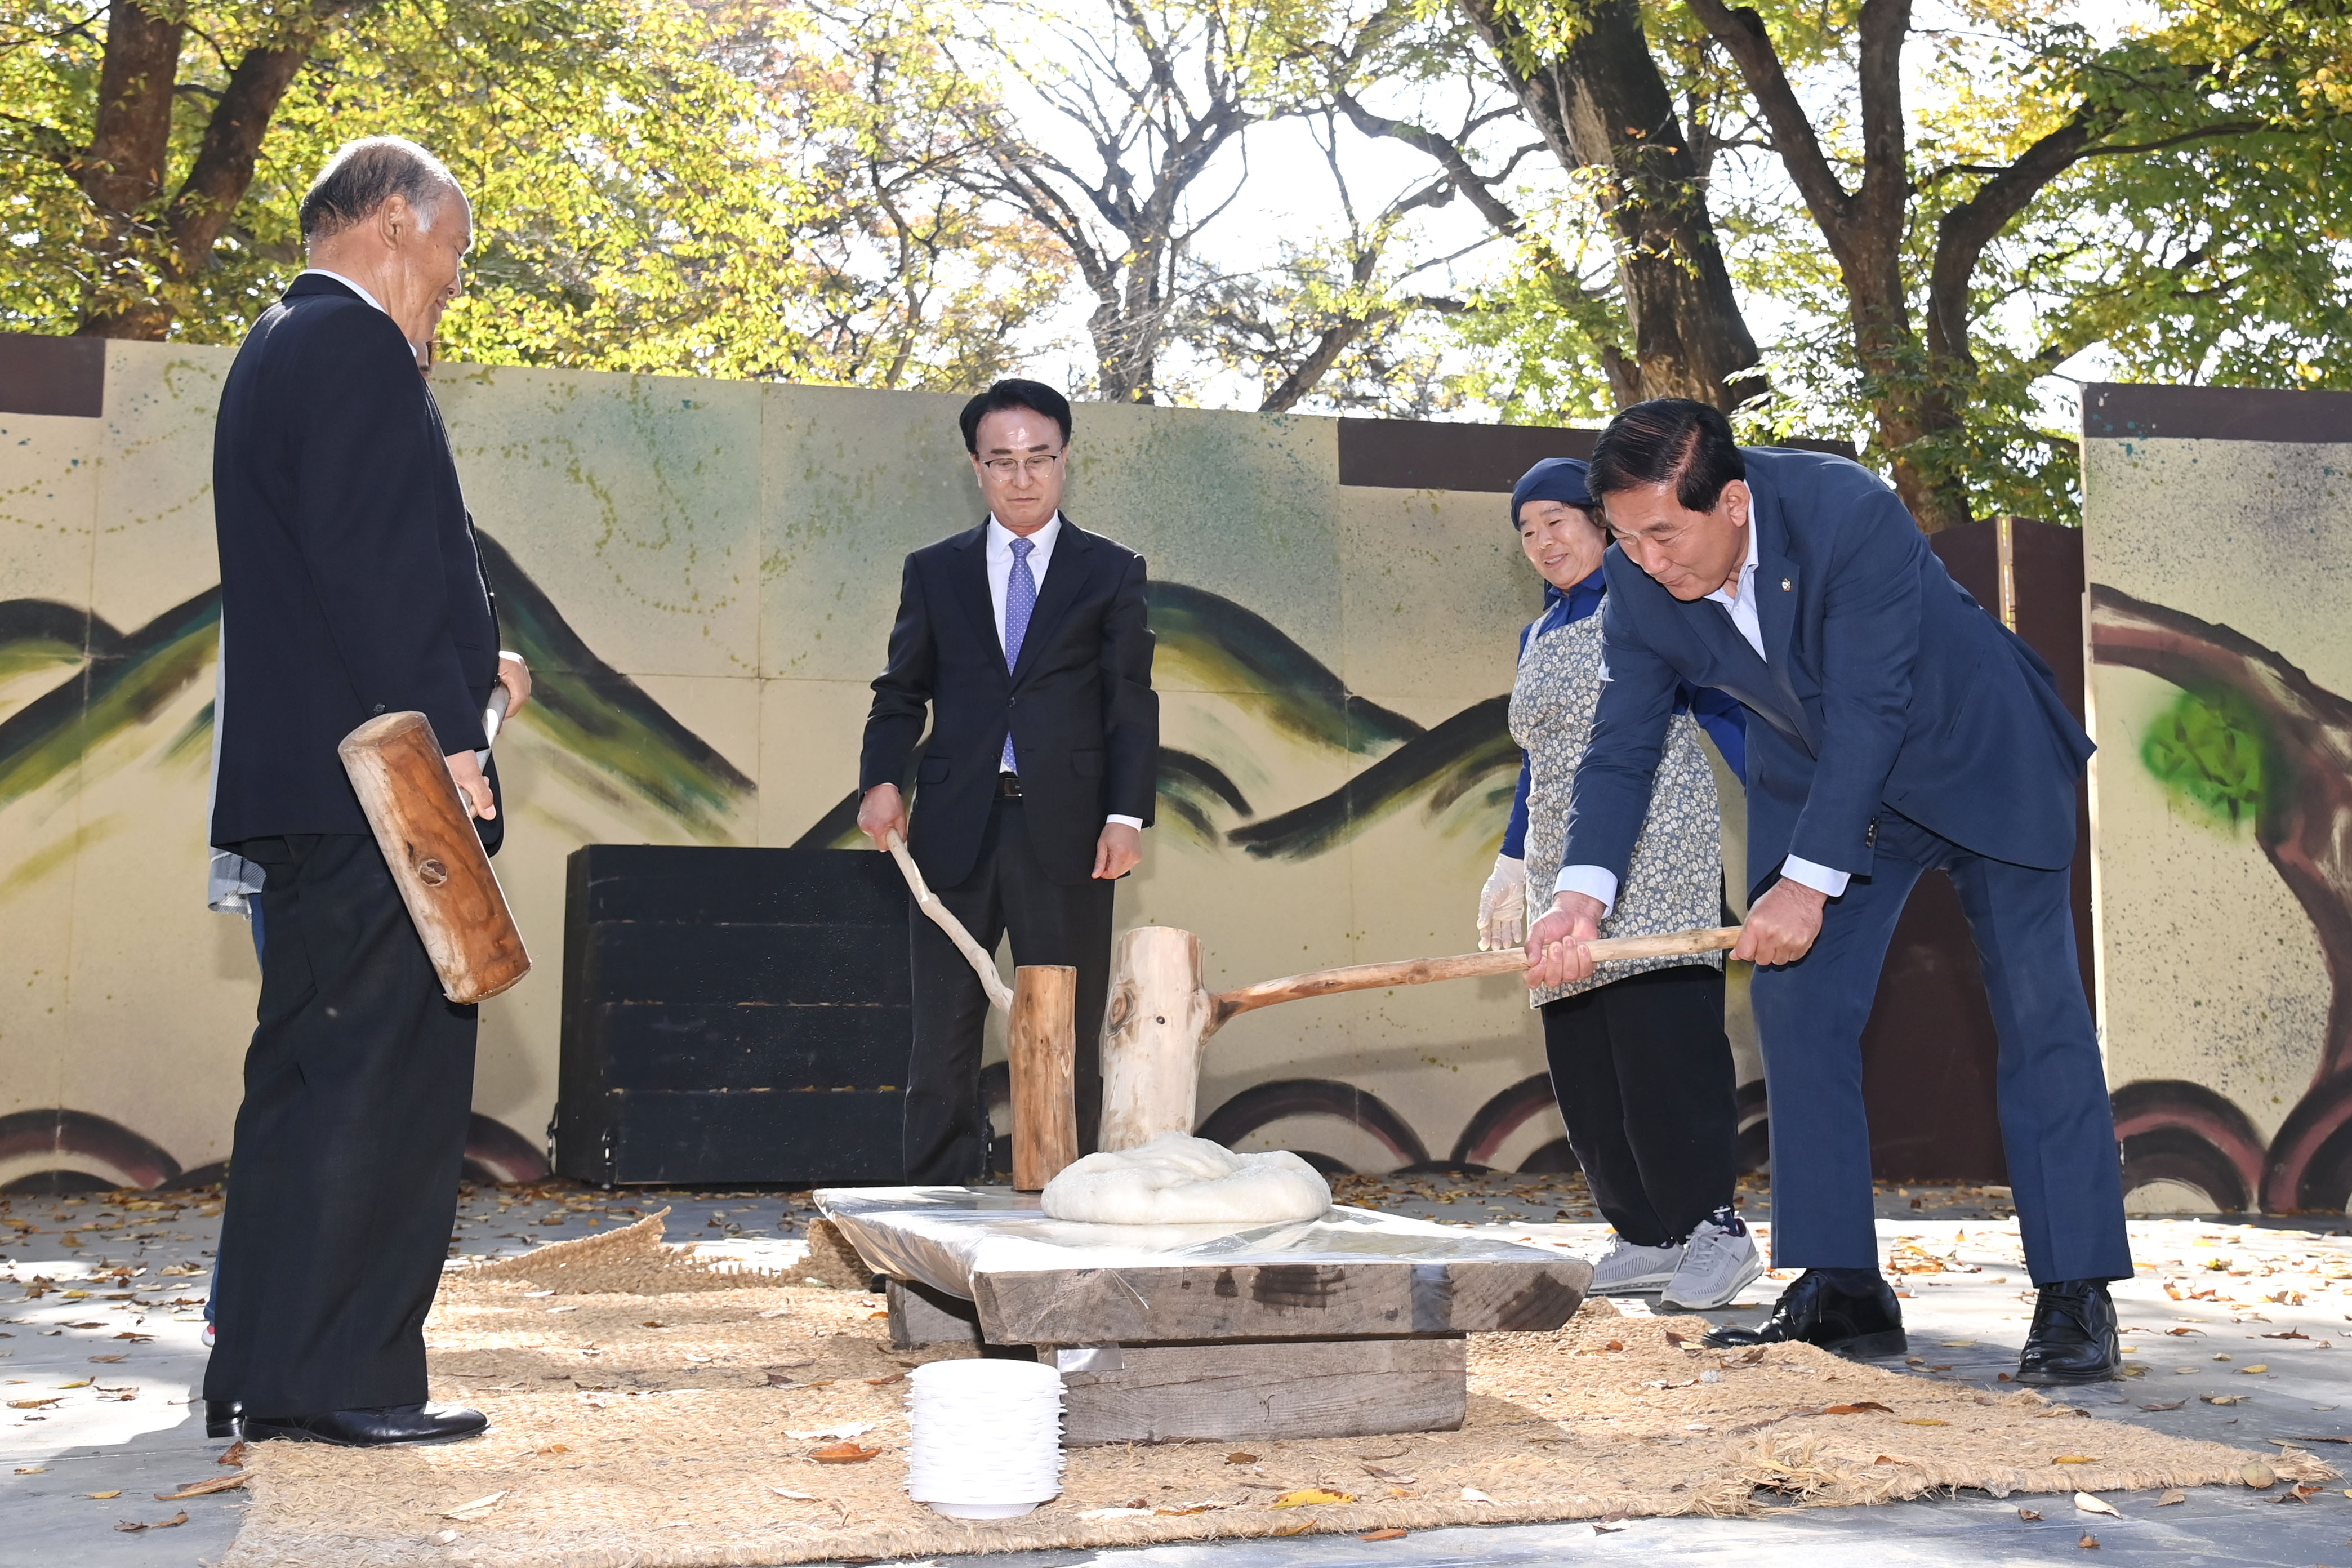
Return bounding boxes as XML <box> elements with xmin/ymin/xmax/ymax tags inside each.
<box><xmin>221</xmin><ymin>1220</ymin><xmax>2335</xmax><ymax>1568</ymax></box>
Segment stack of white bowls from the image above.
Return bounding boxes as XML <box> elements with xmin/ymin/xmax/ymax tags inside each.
<box><xmin>903</xmin><ymin>1358</ymin><xmax>1065</xmax><ymax>1519</ymax></box>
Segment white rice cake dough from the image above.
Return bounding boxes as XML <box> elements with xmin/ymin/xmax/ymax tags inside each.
<box><xmin>1040</xmin><ymin>1132</ymin><xmax>1331</xmax><ymax>1224</ymax></box>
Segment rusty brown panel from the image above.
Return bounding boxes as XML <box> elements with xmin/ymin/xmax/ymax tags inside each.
<box><xmin>2084</xmin><ymin>382</ymin><xmax>2352</xmax><ymax>444</ymax></box>
<box><xmin>0</xmin><ymin>333</ymin><xmax>104</xmax><ymax>417</ymax></box>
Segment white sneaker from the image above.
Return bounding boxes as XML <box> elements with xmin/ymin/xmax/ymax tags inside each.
<box><xmin>1585</xmin><ymin>1234</ymin><xmax>1684</xmax><ymax>1294</ymax></box>
<box><xmin>1659</xmin><ymin>1214</ymin><xmax>1764</xmax><ymax>1310</ymax></box>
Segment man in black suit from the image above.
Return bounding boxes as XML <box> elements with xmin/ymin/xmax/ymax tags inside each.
<box><xmin>858</xmin><ymin>380</ymin><xmax>1158</xmax><ymax>1182</ymax></box>
<box><xmin>206</xmin><ymin>136</ymin><xmax>528</xmax><ymax>1447</ymax></box>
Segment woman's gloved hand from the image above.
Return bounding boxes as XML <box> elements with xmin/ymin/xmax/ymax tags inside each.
<box><xmin>1477</xmin><ymin>854</ymin><xmax>1528</xmax><ymax>951</ymax></box>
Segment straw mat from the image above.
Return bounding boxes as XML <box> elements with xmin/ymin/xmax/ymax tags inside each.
<box><xmin>223</xmin><ymin>1227</ymin><xmax>2333</xmax><ymax>1567</ymax></box>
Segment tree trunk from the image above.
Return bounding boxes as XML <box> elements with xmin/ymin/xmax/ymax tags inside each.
<box><xmin>75</xmin><ymin>1</ymin><xmax>186</xmax><ymax>338</ymax></box>
<box><xmin>1456</xmin><ymin>0</ymin><xmax>1761</xmax><ymax>410</ymax></box>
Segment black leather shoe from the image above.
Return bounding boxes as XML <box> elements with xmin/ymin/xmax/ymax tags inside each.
<box><xmin>1703</xmin><ymin>1269</ymin><xmax>1908</xmax><ymax>1358</ymax></box>
<box><xmin>2015</xmin><ymin>1279</ymin><xmax>2121</xmax><ymax>1384</ymax></box>
<box><xmin>244</xmin><ymin>1402</ymin><xmax>487</xmax><ymax>1447</ymax></box>
<box><xmin>203</xmin><ymin>1398</ymin><xmax>242</xmax><ymax>1440</ymax></box>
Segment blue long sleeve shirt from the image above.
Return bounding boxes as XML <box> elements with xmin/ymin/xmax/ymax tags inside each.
<box><xmin>1500</xmin><ymin>568</ymin><xmax>1746</xmax><ymax>859</ymax></box>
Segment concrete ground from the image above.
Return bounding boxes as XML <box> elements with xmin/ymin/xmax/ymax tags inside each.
<box><xmin>6</xmin><ymin>1175</ymin><xmax>2352</xmax><ymax>1567</ymax></box>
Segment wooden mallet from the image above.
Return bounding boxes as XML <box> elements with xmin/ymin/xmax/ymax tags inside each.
<box><xmin>881</xmin><ymin>831</ymin><xmax>1079</xmax><ymax>1191</ymax></box>
<box><xmin>1099</xmin><ymin>924</ymin><xmax>1743</xmax><ymax>1151</ymax></box>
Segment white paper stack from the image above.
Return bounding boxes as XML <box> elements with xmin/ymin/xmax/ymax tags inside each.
<box><xmin>904</xmin><ymin>1358</ymin><xmax>1066</xmax><ymax>1519</ymax></box>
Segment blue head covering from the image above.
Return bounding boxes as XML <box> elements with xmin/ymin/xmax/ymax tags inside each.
<box><xmin>1511</xmin><ymin>457</ymin><xmax>1592</xmax><ymax>527</ymax></box>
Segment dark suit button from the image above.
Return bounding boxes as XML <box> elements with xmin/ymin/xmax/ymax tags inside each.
<box><xmin>371</xmin><ymin>703</ymin><xmax>386</xmax><ymax>715</ymax></box>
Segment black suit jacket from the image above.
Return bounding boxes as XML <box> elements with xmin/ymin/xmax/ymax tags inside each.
<box><xmin>859</xmin><ymin>519</ymin><xmax>1157</xmax><ymax>888</ymax></box>
<box><xmin>210</xmin><ymin>274</ymin><xmax>502</xmax><ymax>849</ymax></box>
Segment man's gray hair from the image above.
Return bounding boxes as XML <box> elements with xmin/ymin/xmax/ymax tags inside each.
<box><xmin>299</xmin><ymin>137</ymin><xmax>464</xmax><ymax>243</ymax></box>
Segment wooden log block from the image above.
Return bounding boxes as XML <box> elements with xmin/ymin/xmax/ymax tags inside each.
<box><xmin>887</xmin><ymin>1279</ymin><xmax>982</xmax><ymax>1350</ymax></box>
<box><xmin>972</xmin><ymin>1252</ymin><xmax>1589</xmax><ymax>1346</ymax></box>
<box><xmin>338</xmin><ymin>710</ymin><xmax>529</xmax><ymax>1004</ymax></box>
<box><xmin>1099</xmin><ymin>926</ymin><xmax>1214</xmax><ymax>1151</ymax></box>
<box><xmin>1010</xmin><ymin>964</ymin><xmax>1080</xmax><ymax>1191</ymax></box>
<box><xmin>1053</xmin><ymin>1336</ymin><xmax>1465</xmax><ymax>1445</ymax></box>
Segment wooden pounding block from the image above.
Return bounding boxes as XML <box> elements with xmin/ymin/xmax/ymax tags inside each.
<box><xmin>887</xmin><ymin>1279</ymin><xmax>983</xmax><ymax>1350</ymax></box>
<box><xmin>1009</xmin><ymin>964</ymin><xmax>1080</xmax><ymax>1191</ymax></box>
<box><xmin>338</xmin><ymin>710</ymin><xmax>529</xmax><ymax>1004</ymax></box>
<box><xmin>972</xmin><ymin>1253</ymin><xmax>1589</xmax><ymax>1346</ymax></box>
<box><xmin>1052</xmin><ymin>1336</ymin><xmax>1465</xmax><ymax>1445</ymax></box>
<box><xmin>1099</xmin><ymin>926</ymin><xmax>1213</xmax><ymax>1150</ymax></box>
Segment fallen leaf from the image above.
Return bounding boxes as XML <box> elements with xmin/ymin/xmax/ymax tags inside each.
<box><xmin>2074</xmin><ymin>1492</ymin><xmax>2119</xmax><ymax>1517</ymax></box>
<box><xmin>1271</xmin><ymin>1487</ymin><xmax>1355</xmax><ymax>1508</ymax></box>
<box><xmin>2242</xmin><ymin>1461</ymin><xmax>2277</xmax><ymax>1489</ymax></box>
<box><xmin>443</xmin><ymin>1490</ymin><xmax>507</xmax><ymax>1521</ymax></box>
<box><xmin>2079</xmin><ymin>1531</ymin><xmax>2100</xmax><ymax>1549</ymax></box>
<box><xmin>87</xmin><ymin>1355</ymin><xmax>125</xmax><ymax>1364</ymax></box>
<box><xmin>1593</xmin><ymin>1520</ymin><xmax>1626</xmax><ymax>1534</ymax></box>
<box><xmin>2140</xmin><ymin>1400</ymin><xmax>2186</xmax><ymax>1411</ymax></box>
<box><xmin>2242</xmin><ymin>1364</ymin><xmax>2270</xmax><ymax>1374</ymax></box>
<box><xmin>865</xmin><ymin>1373</ymin><xmax>905</xmax><ymax>1386</ymax></box>
<box><xmin>811</xmin><ymin>1443</ymin><xmax>880</xmax><ymax>1464</ymax></box>
<box><xmin>2165</xmin><ymin>1326</ymin><xmax>2204</xmax><ymax>1335</ymax></box>
<box><xmin>1821</xmin><ymin>1401</ymin><xmax>1895</xmax><ymax>1415</ymax></box>
<box><xmin>1459</xmin><ymin>1487</ymin><xmax>1494</xmax><ymax>1503</ymax></box>
<box><xmin>2156</xmin><ymin>1489</ymin><xmax>2186</xmax><ymax>1505</ymax></box>
<box><xmin>13</xmin><ymin>1467</ymin><xmax>45</xmax><ymax>1475</ymax></box>
<box><xmin>86</xmin><ymin>1490</ymin><xmax>123</xmax><ymax>1500</ymax></box>
<box><xmin>220</xmin><ymin>1442</ymin><xmax>246</xmax><ymax>1467</ymax></box>
<box><xmin>154</xmin><ymin>1475</ymin><xmax>246</xmax><ymax>1500</ymax></box>
<box><xmin>1360</xmin><ymin>1527</ymin><xmax>1407</xmax><ymax>1540</ymax></box>
<box><xmin>2202</xmin><ymin>1394</ymin><xmax>2246</xmax><ymax>1406</ymax></box>
<box><xmin>1663</xmin><ymin>1329</ymin><xmax>1686</xmax><ymax>1346</ymax></box>
<box><xmin>2017</xmin><ymin>1508</ymin><xmax>2043</xmax><ymax>1520</ymax></box>
<box><xmin>112</xmin><ymin>1512</ymin><xmax>187</xmax><ymax>1533</ymax></box>
<box><xmin>768</xmin><ymin>1358</ymin><xmax>815</xmax><ymax>1369</ymax></box>
<box><xmin>7</xmin><ymin>1398</ymin><xmax>61</xmax><ymax>1410</ymax></box>
<box><xmin>54</xmin><ymin>1379</ymin><xmax>91</xmax><ymax>1389</ymax></box>
<box><xmin>1270</xmin><ymin>1517</ymin><xmax>1315</xmax><ymax>1537</ymax></box>
<box><xmin>2054</xmin><ymin>1455</ymin><xmax>2100</xmax><ymax>1465</ymax></box>
<box><xmin>866</xmin><ymin>1310</ymin><xmax>889</xmax><ymax>1320</ymax></box>
<box><xmin>642</xmin><ymin>1321</ymin><xmax>666</xmax><ymax>1329</ymax></box>
<box><xmin>1226</xmin><ymin>1453</ymin><xmax>1258</xmax><ymax>1465</ymax></box>
<box><xmin>2262</xmin><ymin>1330</ymin><xmax>2309</xmax><ymax>1340</ymax></box>
<box><xmin>1899</xmin><ymin>1418</ymin><xmax>1950</xmax><ymax>1427</ymax></box>
<box><xmin>2279</xmin><ymin>1484</ymin><xmax>2324</xmax><ymax>1504</ymax></box>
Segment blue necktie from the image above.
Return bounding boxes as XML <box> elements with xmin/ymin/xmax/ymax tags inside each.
<box><xmin>1001</xmin><ymin>536</ymin><xmax>1036</xmax><ymax>772</ymax></box>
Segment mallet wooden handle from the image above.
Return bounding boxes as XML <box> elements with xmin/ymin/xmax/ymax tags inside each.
<box><xmin>884</xmin><ymin>830</ymin><xmax>1014</xmax><ymax>1013</ymax></box>
<box><xmin>1209</xmin><ymin>925</ymin><xmax>1742</xmax><ymax>1030</ymax></box>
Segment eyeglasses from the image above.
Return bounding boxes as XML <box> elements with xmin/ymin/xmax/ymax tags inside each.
<box><xmin>981</xmin><ymin>454</ymin><xmax>1063</xmax><ymax>480</ymax></box>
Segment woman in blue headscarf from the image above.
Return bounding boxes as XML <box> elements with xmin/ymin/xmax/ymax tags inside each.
<box><xmin>1477</xmin><ymin>456</ymin><xmax>1758</xmax><ymax>1312</ymax></box>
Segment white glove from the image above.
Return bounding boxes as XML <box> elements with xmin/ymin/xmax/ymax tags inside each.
<box><xmin>1477</xmin><ymin>854</ymin><xmax>1527</xmax><ymax>951</ymax></box>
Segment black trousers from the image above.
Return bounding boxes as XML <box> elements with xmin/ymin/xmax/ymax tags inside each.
<box><xmin>905</xmin><ymin>798</ymin><xmax>1113</xmax><ymax>1183</ymax></box>
<box><xmin>1540</xmin><ymin>962</ymin><xmax>1739</xmax><ymax>1248</ymax></box>
<box><xmin>203</xmin><ymin>834</ymin><xmax>476</xmax><ymax>1418</ymax></box>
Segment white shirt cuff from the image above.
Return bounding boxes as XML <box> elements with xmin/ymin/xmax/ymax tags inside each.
<box><xmin>1780</xmin><ymin>854</ymin><xmax>1850</xmax><ymax>898</ymax></box>
<box><xmin>1552</xmin><ymin>865</ymin><xmax>1619</xmax><ymax>919</ymax></box>
<box><xmin>1106</xmin><ymin>814</ymin><xmax>1143</xmax><ymax>831</ymax></box>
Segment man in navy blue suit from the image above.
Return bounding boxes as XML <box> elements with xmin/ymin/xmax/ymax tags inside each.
<box><xmin>1527</xmin><ymin>399</ymin><xmax>2131</xmax><ymax>1383</ymax></box>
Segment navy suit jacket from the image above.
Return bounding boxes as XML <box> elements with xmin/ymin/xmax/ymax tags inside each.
<box><xmin>859</xmin><ymin>518</ymin><xmax>1157</xmax><ymax>888</ymax></box>
<box><xmin>211</xmin><ymin>274</ymin><xmax>502</xmax><ymax>849</ymax></box>
<box><xmin>1563</xmin><ymin>447</ymin><xmax>2091</xmax><ymax>897</ymax></box>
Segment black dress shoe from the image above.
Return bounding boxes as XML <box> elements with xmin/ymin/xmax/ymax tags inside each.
<box><xmin>2015</xmin><ymin>1279</ymin><xmax>2121</xmax><ymax>1384</ymax></box>
<box><xmin>1703</xmin><ymin>1269</ymin><xmax>1908</xmax><ymax>1358</ymax></box>
<box><xmin>203</xmin><ymin>1398</ymin><xmax>242</xmax><ymax>1440</ymax></box>
<box><xmin>244</xmin><ymin>1402</ymin><xmax>487</xmax><ymax>1447</ymax></box>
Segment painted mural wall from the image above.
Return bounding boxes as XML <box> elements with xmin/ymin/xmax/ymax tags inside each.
<box><xmin>0</xmin><ymin>334</ymin><xmax>1758</xmax><ymax>1192</ymax></box>
<box><xmin>2084</xmin><ymin>382</ymin><xmax>2352</xmax><ymax>1214</ymax></box>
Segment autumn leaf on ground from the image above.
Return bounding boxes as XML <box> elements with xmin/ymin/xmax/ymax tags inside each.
<box><xmin>1226</xmin><ymin>1453</ymin><xmax>1258</xmax><ymax>1464</ymax></box>
<box><xmin>2140</xmin><ymin>1401</ymin><xmax>2186</xmax><ymax>1411</ymax></box>
<box><xmin>1900</xmin><ymin>1418</ymin><xmax>1949</xmax><ymax>1426</ymax></box>
<box><xmin>771</xmin><ymin>1488</ymin><xmax>817</xmax><ymax>1501</ymax></box>
<box><xmin>2278</xmin><ymin>1484</ymin><xmax>2324</xmax><ymax>1504</ymax></box>
<box><xmin>2164</xmin><ymin>1326</ymin><xmax>2204</xmax><ymax>1335</ymax></box>
<box><xmin>86</xmin><ymin>1491</ymin><xmax>123</xmax><ymax>1500</ymax></box>
<box><xmin>88</xmin><ymin>1355</ymin><xmax>125</xmax><ymax>1364</ymax></box>
<box><xmin>219</xmin><ymin>1442</ymin><xmax>246</xmax><ymax>1467</ymax></box>
<box><xmin>2079</xmin><ymin>1532</ymin><xmax>2100</xmax><ymax>1549</ymax></box>
<box><xmin>2203</xmin><ymin>1394</ymin><xmax>2246</xmax><ymax>1406</ymax></box>
<box><xmin>2242</xmin><ymin>1462</ymin><xmax>2277</xmax><ymax>1489</ymax></box>
<box><xmin>2053</xmin><ymin>1455</ymin><xmax>2099</xmax><ymax>1465</ymax></box>
<box><xmin>1593</xmin><ymin>1520</ymin><xmax>1625</xmax><ymax>1534</ymax></box>
<box><xmin>810</xmin><ymin>1443</ymin><xmax>880</xmax><ymax>1464</ymax></box>
<box><xmin>443</xmin><ymin>1490</ymin><xmax>507</xmax><ymax>1522</ymax></box>
<box><xmin>155</xmin><ymin>1475</ymin><xmax>246</xmax><ymax>1501</ymax></box>
<box><xmin>1360</xmin><ymin>1463</ymin><xmax>1415</xmax><ymax>1482</ymax></box>
<box><xmin>2241</xmin><ymin>1364</ymin><xmax>2269</xmax><ymax>1374</ymax></box>
<box><xmin>1271</xmin><ymin>1488</ymin><xmax>1354</xmax><ymax>1508</ymax></box>
<box><xmin>2155</xmin><ymin>1489</ymin><xmax>2186</xmax><ymax>1505</ymax></box>
<box><xmin>2017</xmin><ymin>1508</ymin><xmax>2043</xmax><ymax>1520</ymax></box>
<box><xmin>7</xmin><ymin>1400</ymin><xmax>61</xmax><ymax>1410</ymax></box>
<box><xmin>1460</xmin><ymin>1487</ymin><xmax>1495</xmax><ymax>1503</ymax></box>
<box><xmin>113</xmin><ymin>1512</ymin><xmax>187</xmax><ymax>1533</ymax></box>
<box><xmin>2074</xmin><ymin>1493</ymin><xmax>2119</xmax><ymax>1517</ymax></box>
<box><xmin>1819</xmin><ymin>1401</ymin><xmax>1895</xmax><ymax>1415</ymax></box>
<box><xmin>1270</xmin><ymin>1517</ymin><xmax>1315</xmax><ymax>1537</ymax></box>
<box><xmin>1360</xmin><ymin>1527</ymin><xmax>1407</xmax><ymax>1540</ymax></box>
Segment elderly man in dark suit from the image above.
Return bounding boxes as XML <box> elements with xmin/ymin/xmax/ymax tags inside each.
<box><xmin>206</xmin><ymin>136</ymin><xmax>528</xmax><ymax>1446</ymax></box>
<box><xmin>857</xmin><ymin>380</ymin><xmax>1157</xmax><ymax>1183</ymax></box>
<box><xmin>1527</xmin><ymin>399</ymin><xmax>2131</xmax><ymax>1383</ymax></box>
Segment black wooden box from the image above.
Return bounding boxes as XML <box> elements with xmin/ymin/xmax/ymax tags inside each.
<box><xmin>555</xmin><ymin>845</ymin><xmax>910</xmax><ymax>1185</ymax></box>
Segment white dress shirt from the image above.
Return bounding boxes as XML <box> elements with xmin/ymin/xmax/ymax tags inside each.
<box><xmin>986</xmin><ymin>514</ymin><xmax>1142</xmax><ymax>831</ymax></box>
<box><xmin>1554</xmin><ymin>520</ymin><xmax>1849</xmax><ymax>915</ymax></box>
